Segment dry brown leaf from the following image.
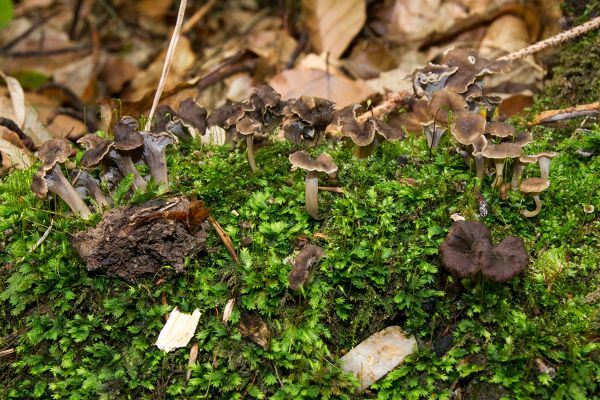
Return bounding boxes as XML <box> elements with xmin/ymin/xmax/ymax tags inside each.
<box><xmin>101</xmin><ymin>56</ymin><xmax>140</xmax><ymax>94</ymax></box>
<box><xmin>296</xmin><ymin>53</ymin><xmax>344</xmax><ymax>76</ymax></box>
<box><xmin>269</xmin><ymin>68</ymin><xmax>374</xmax><ymax>107</ymax></box>
<box><xmin>343</xmin><ymin>40</ymin><xmax>398</xmax><ymax>80</ymax></box>
<box><xmin>245</xmin><ymin>29</ymin><xmax>297</xmax><ymax>67</ymax></box>
<box><xmin>302</xmin><ymin>0</ymin><xmax>366</xmax><ymax>59</ymax></box>
<box><xmin>209</xmin><ymin>216</ymin><xmax>239</xmax><ymax>264</ymax></box>
<box><xmin>0</xmin><ymin>72</ymin><xmax>26</xmax><ymax>128</ymax></box>
<box><xmin>186</xmin><ymin>342</ymin><xmax>199</xmax><ymax>381</ymax></box>
<box><xmin>136</xmin><ymin>0</ymin><xmax>174</xmax><ymax>18</ymax></box>
<box><xmin>125</xmin><ymin>36</ymin><xmax>195</xmax><ymax>103</ymax></box>
<box><xmin>0</xmin><ymin>137</ymin><xmax>33</xmax><ymax>169</ymax></box>
<box><xmin>47</xmin><ymin>114</ymin><xmax>87</xmax><ymax>140</ymax></box>
<box><xmin>53</xmin><ymin>55</ymin><xmax>99</xmax><ymax>99</ymax></box>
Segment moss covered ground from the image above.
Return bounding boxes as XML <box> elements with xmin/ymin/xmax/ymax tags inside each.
<box><xmin>1</xmin><ymin>6</ymin><xmax>600</xmax><ymax>398</ymax></box>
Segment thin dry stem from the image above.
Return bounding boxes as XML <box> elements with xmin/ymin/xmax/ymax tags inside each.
<box><xmin>145</xmin><ymin>0</ymin><xmax>188</xmax><ymax>131</ymax></box>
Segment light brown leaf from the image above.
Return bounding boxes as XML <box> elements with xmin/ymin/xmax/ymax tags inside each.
<box><xmin>302</xmin><ymin>0</ymin><xmax>366</xmax><ymax>59</ymax></box>
<box><xmin>0</xmin><ymin>72</ymin><xmax>26</xmax><ymax>127</ymax></box>
<box><xmin>269</xmin><ymin>68</ymin><xmax>374</xmax><ymax>107</ymax></box>
<box><xmin>0</xmin><ymin>137</ymin><xmax>33</xmax><ymax>169</ymax></box>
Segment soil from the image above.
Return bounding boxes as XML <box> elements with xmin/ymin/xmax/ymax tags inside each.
<box><xmin>72</xmin><ymin>196</ymin><xmax>210</xmax><ymax>282</ymax></box>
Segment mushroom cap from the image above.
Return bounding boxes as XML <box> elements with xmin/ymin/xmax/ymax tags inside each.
<box><xmin>480</xmin><ymin>236</ymin><xmax>528</xmax><ymax>282</ymax></box>
<box><xmin>439</xmin><ymin>220</ymin><xmax>492</xmax><ymax>278</ymax></box>
<box><xmin>178</xmin><ymin>98</ymin><xmax>208</xmax><ymax>132</ymax></box>
<box><xmin>113</xmin><ymin>118</ymin><xmax>144</xmax><ymax>151</ymax></box>
<box><xmin>441</xmin><ymin>48</ymin><xmax>510</xmax><ymax>93</ymax></box>
<box><xmin>471</xmin><ymin>135</ymin><xmax>488</xmax><ymax>155</ymax></box>
<box><xmin>486</xmin><ymin>121</ymin><xmax>515</xmax><ymax>138</ymax></box>
<box><xmin>255</xmin><ymin>84</ymin><xmax>281</xmax><ymax>109</ymax></box>
<box><xmin>288</xmin><ymin>244</ymin><xmax>326</xmax><ymax>291</ymax></box>
<box><xmin>207</xmin><ymin>102</ymin><xmax>245</xmax><ymax>128</ymax></box>
<box><xmin>236</xmin><ymin>116</ymin><xmax>263</xmax><ymax>135</ymax></box>
<box><xmin>283</xmin><ymin>117</ymin><xmax>315</xmax><ymax>144</ymax></box>
<box><xmin>31</xmin><ymin>168</ymin><xmax>50</xmax><ymax>197</ymax></box>
<box><xmin>366</xmin><ymin>118</ymin><xmax>405</xmax><ymax>142</ymax></box>
<box><xmin>450</xmin><ymin>111</ymin><xmax>486</xmax><ymax>145</ymax></box>
<box><xmin>482</xmin><ymin>142</ymin><xmax>522</xmax><ymax>159</ymax></box>
<box><xmin>519</xmin><ymin>155</ymin><xmax>539</xmax><ymax>164</ymax></box>
<box><xmin>152</xmin><ymin>104</ymin><xmax>177</xmax><ymax>133</ymax></box>
<box><xmin>37</xmin><ymin>138</ymin><xmax>72</xmax><ymax>170</ymax></box>
<box><xmin>519</xmin><ymin>177</ymin><xmax>549</xmax><ymax>194</ymax></box>
<box><xmin>428</xmin><ymin>88</ymin><xmax>467</xmax><ymax>125</ymax></box>
<box><xmin>142</xmin><ymin>131</ymin><xmax>176</xmax><ymax>149</ymax></box>
<box><xmin>79</xmin><ymin>135</ymin><xmax>114</xmax><ymax>168</ymax></box>
<box><xmin>411</xmin><ymin>62</ymin><xmax>459</xmax><ymax>98</ymax></box>
<box><xmin>533</xmin><ymin>151</ymin><xmax>558</xmax><ymax>159</ymax></box>
<box><xmin>514</xmin><ymin>131</ymin><xmax>533</xmax><ymax>147</ymax></box>
<box><xmin>289</xmin><ymin>95</ymin><xmax>335</xmax><ymax>128</ymax></box>
<box><xmin>289</xmin><ymin>151</ymin><xmax>338</xmax><ymax>175</ymax></box>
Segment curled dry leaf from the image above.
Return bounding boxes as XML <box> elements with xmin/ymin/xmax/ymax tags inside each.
<box><xmin>222</xmin><ymin>298</ymin><xmax>235</xmax><ymax>324</ymax></box>
<box><xmin>0</xmin><ymin>72</ymin><xmax>26</xmax><ymax>128</ymax></box>
<box><xmin>302</xmin><ymin>0</ymin><xmax>366</xmax><ymax>59</ymax></box>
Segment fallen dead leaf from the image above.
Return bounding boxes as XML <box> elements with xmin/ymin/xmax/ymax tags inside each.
<box><xmin>0</xmin><ymin>72</ymin><xmax>26</xmax><ymax>127</ymax></box>
<box><xmin>209</xmin><ymin>216</ymin><xmax>239</xmax><ymax>263</ymax></box>
<box><xmin>239</xmin><ymin>313</ymin><xmax>270</xmax><ymax>349</ymax></box>
<box><xmin>270</xmin><ymin>68</ymin><xmax>374</xmax><ymax>107</ymax></box>
<box><xmin>302</xmin><ymin>0</ymin><xmax>366</xmax><ymax>59</ymax></box>
<box><xmin>0</xmin><ymin>136</ymin><xmax>33</xmax><ymax>169</ymax></box>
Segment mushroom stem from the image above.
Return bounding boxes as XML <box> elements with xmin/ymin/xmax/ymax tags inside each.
<box><xmin>522</xmin><ymin>194</ymin><xmax>542</xmax><ymax>217</ymax></box>
<box><xmin>539</xmin><ymin>157</ymin><xmax>551</xmax><ymax>180</ymax></box>
<box><xmin>111</xmin><ymin>151</ymin><xmax>147</xmax><ymax>191</ymax></box>
<box><xmin>46</xmin><ymin>166</ymin><xmax>92</xmax><ymax>219</ymax></box>
<box><xmin>511</xmin><ymin>162</ymin><xmax>525</xmax><ymax>190</ymax></box>
<box><xmin>143</xmin><ymin>148</ymin><xmax>168</xmax><ymax>187</ymax></box>
<box><xmin>352</xmin><ymin>142</ymin><xmax>377</xmax><ymax>159</ymax></box>
<box><xmin>431</xmin><ymin>128</ymin><xmax>445</xmax><ymax>149</ymax></box>
<box><xmin>246</xmin><ymin>134</ymin><xmax>257</xmax><ymax>172</ymax></box>
<box><xmin>456</xmin><ymin>147</ymin><xmax>470</xmax><ymax>166</ymax></box>
<box><xmin>305</xmin><ymin>172</ymin><xmax>320</xmax><ymax>219</ymax></box>
<box><xmin>474</xmin><ymin>154</ymin><xmax>485</xmax><ymax>181</ymax></box>
<box><xmin>493</xmin><ymin>160</ymin><xmax>505</xmax><ymax>187</ymax></box>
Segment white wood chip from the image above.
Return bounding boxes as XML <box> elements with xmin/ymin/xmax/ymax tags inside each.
<box><xmin>155</xmin><ymin>307</ymin><xmax>201</xmax><ymax>352</ymax></box>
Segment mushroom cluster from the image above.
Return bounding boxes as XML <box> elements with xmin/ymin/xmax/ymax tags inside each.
<box><xmin>439</xmin><ymin>220</ymin><xmax>528</xmax><ymax>282</ymax></box>
<box><xmin>400</xmin><ymin>47</ymin><xmax>558</xmax><ymax>217</ymax></box>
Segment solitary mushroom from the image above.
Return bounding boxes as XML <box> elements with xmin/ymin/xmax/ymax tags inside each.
<box><xmin>32</xmin><ymin>138</ymin><xmax>92</xmax><ymax>219</ymax></box>
<box><xmin>289</xmin><ymin>151</ymin><xmax>338</xmax><ymax>219</ymax></box>
<box><xmin>519</xmin><ymin>177</ymin><xmax>550</xmax><ymax>217</ymax></box>
<box><xmin>450</xmin><ymin>111</ymin><xmax>487</xmax><ymax>178</ymax></box>
<box><xmin>236</xmin><ymin>116</ymin><xmax>262</xmax><ymax>172</ymax></box>
<box><xmin>288</xmin><ymin>245</ymin><xmax>326</xmax><ymax>291</ymax></box>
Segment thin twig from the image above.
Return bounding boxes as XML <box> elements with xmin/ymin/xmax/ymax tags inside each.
<box><xmin>318</xmin><ymin>186</ymin><xmax>344</xmax><ymax>194</ymax></box>
<box><xmin>28</xmin><ymin>219</ymin><xmax>54</xmax><ymax>255</ymax></box>
<box><xmin>499</xmin><ymin>16</ymin><xmax>600</xmax><ymax>61</ymax></box>
<box><xmin>144</xmin><ymin>0</ymin><xmax>188</xmax><ymax>131</ymax></box>
<box><xmin>68</xmin><ymin>0</ymin><xmax>84</xmax><ymax>39</ymax></box>
<box><xmin>531</xmin><ymin>102</ymin><xmax>600</xmax><ymax>124</ymax></box>
<box><xmin>0</xmin><ymin>348</ymin><xmax>15</xmax><ymax>358</ymax></box>
<box><xmin>1</xmin><ymin>43</ymin><xmax>92</xmax><ymax>57</ymax></box>
<box><xmin>197</xmin><ymin>59</ymin><xmax>257</xmax><ymax>92</ymax></box>
<box><xmin>182</xmin><ymin>0</ymin><xmax>217</xmax><ymax>34</ymax></box>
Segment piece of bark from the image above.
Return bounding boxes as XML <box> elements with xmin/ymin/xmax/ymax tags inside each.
<box><xmin>155</xmin><ymin>307</ymin><xmax>201</xmax><ymax>353</ymax></box>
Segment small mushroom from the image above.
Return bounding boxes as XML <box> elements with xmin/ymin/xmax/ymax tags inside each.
<box><xmin>485</xmin><ymin>121</ymin><xmax>515</xmax><ymax>139</ymax></box>
<box><xmin>480</xmin><ymin>236</ymin><xmax>528</xmax><ymax>282</ymax></box>
<box><xmin>32</xmin><ymin>138</ymin><xmax>92</xmax><ymax>219</ymax></box>
<box><xmin>482</xmin><ymin>142</ymin><xmax>522</xmax><ymax>187</ymax></box>
<box><xmin>141</xmin><ymin>131</ymin><xmax>176</xmax><ymax>187</ymax></box>
<box><xmin>450</xmin><ymin>111</ymin><xmax>486</xmax><ymax>145</ymax></box>
<box><xmin>510</xmin><ymin>155</ymin><xmax>538</xmax><ymax>190</ymax></box>
<box><xmin>422</xmin><ymin>89</ymin><xmax>467</xmax><ymax>148</ymax></box>
<box><xmin>151</xmin><ymin>104</ymin><xmax>176</xmax><ymax>133</ymax></box>
<box><xmin>514</xmin><ymin>131</ymin><xmax>533</xmax><ymax>147</ymax></box>
<box><xmin>288</xmin><ymin>245</ymin><xmax>326</xmax><ymax>291</ymax></box>
<box><xmin>71</xmin><ymin>169</ymin><xmax>110</xmax><ymax>208</ymax></box>
<box><xmin>519</xmin><ymin>177</ymin><xmax>550</xmax><ymax>217</ymax></box>
<box><xmin>236</xmin><ymin>116</ymin><xmax>262</xmax><ymax>172</ymax></box>
<box><xmin>535</xmin><ymin>151</ymin><xmax>558</xmax><ymax>180</ymax></box>
<box><xmin>78</xmin><ymin>133</ymin><xmax>147</xmax><ymax>191</ymax></box>
<box><xmin>471</xmin><ymin>135</ymin><xmax>488</xmax><ymax>180</ymax></box>
<box><xmin>439</xmin><ymin>220</ymin><xmax>492</xmax><ymax>278</ymax></box>
<box><xmin>177</xmin><ymin>97</ymin><xmax>208</xmax><ymax>140</ymax></box>
<box><xmin>289</xmin><ymin>151</ymin><xmax>338</xmax><ymax>219</ymax></box>
<box><xmin>441</xmin><ymin>48</ymin><xmax>510</xmax><ymax>94</ymax></box>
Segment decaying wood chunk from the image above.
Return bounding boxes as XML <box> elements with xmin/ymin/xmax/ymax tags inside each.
<box><xmin>155</xmin><ymin>307</ymin><xmax>201</xmax><ymax>353</ymax></box>
<box><xmin>72</xmin><ymin>196</ymin><xmax>210</xmax><ymax>282</ymax></box>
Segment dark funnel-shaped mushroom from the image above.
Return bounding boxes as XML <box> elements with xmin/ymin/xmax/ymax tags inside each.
<box><xmin>289</xmin><ymin>151</ymin><xmax>338</xmax><ymax>219</ymax></box>
<box><xmin>71</xmin><ymin>169</ymin><xmax>110</xmax><ymax>208</ymax></box>
<box><xmin>141</xmin><ymin>131</ymin><xmax>176</xmax><ymax>187</ymax></box>
<box><xmin>288</xmin><ymin>244</ymin><xmax>326</xmax><ymax>291</ymax></box>
<box><xmin>32</xmin><ymin>138</ymin><xmax>92</xmax><ymax>219</ymax></box>
<box><xmin>439</xmin><ymin>220</ymin><xmax>492</xmax><ymax>278</ymax></box>
<box><xmin>480</xmin><ymin>236</ymin><xmax>528</xmax><ymax>282</ymax></box>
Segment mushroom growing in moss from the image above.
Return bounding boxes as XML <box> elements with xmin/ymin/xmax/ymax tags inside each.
<box><xmin>288</xmin><ymin>244</ymin><xmax>326</xmax><ymax>291</ymax></box>
<box><xmin>71</xmin><ymin>169</ymin><xmax>110</xmax><ymax>208</ymax></box>
<box><xmin>439</xmin><ymin>220</ymin><xmax>528</xmax><ymax>282</ymax></box>
<box><xmin>482</xmin><ymin>142</ymin><xmax>523</xmax><ymax>187</ymax></box>
<box><xmin>289</xmin><ymin>151</ymin><xmax>338</xmax><ymax>219</ymax></box>
<box><xmin>519</xmin><ymin>177</ymin><xmax>550</xmax><ymax>217</ymax></box>
<box><xmin>32</xmin><ymin>138</ymin><xmax>92</xmax><ymax>219</ymax></box>
<box><xmin>141</xmin><ymin>131</ymin><xmax>176</xmax><ymax>187</ymax></box>
<box><xmin>236</xmin><ymin>116</ymin><xmax>262</xmax><ymax>172</ymax></box>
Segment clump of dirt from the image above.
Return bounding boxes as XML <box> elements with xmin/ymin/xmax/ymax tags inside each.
<box><xmin>72</xmin><ymin>197</ymin><xmax>210</xmax><ymax>282</ymax></box>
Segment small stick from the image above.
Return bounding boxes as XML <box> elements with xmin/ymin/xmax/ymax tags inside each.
<box><xmin>318</xmin><ymin>186</ymin><xmax>344</xmax><ymax>194</ymax></box>
<box><xmin>499</xmin><ymin>16</ymin><xmax>600</xmax><ymax>61</ymax></box>
<box><xmin>182</xmin><ymin>0</ymin><xmax>217</xmax><ymax>34</ymax></box>
<box><xmin>145</xmin><ymin>0</ymin><xmax>188</xmax><ymax>131</ymax></box>
<box><xmin>0</xmin><ymin>348</ymin><xmax>15</xmax><ymax>358</ymax></box>
<box><xmin>531</xmin><ymin>102</ymin><xmax>600</xmax><ymax>124</ymax></box>
<box><xmin>209</xmin><ymin>216</ymin><xmax>239</xmax><ymax>264</ymax></box>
